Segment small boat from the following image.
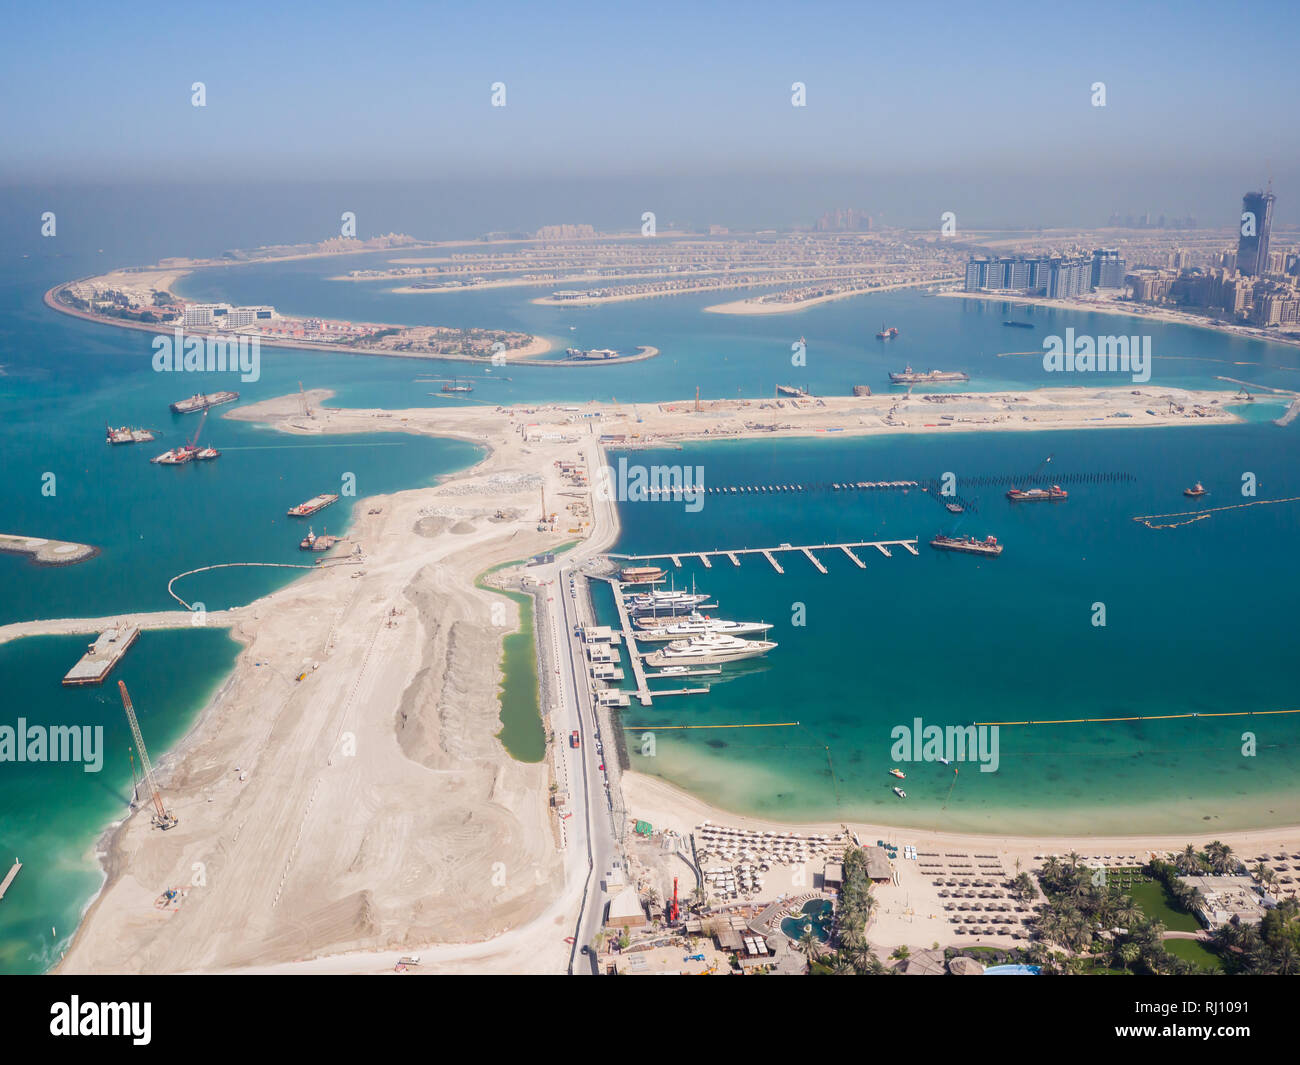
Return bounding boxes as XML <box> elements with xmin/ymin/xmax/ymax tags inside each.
<box><xmin>889</xmin><ymin>768</ymin><xmax>906</xmax><ymax>779</ymax></box>
<box><xmin>657</xmin><ymin>666</ymin><xmax>689</xmax><ymax>675</ymax></box>
<box><xmin>876</xmin><ymin>323</ymin><xmax>899</xmax><ymax>340</ymax></box>
<box><xmin>938</xmin><ymin>757</ymin><xmax>952</xmax><ymax>765</ymax></box>
<box><xmin>1184</xmin><ymin>482</ymin><xmax>1207</xmax><ymax>498</ymax></box>
<box><xmin>892</xmin><ymin>786</ymin><xmax>906</xmax><ymax>799</ymax></box>
<box><xmin>945</xmin><ymin>502</ymin><xmax>964</xmax><ymax>513</ymax></box>
<box><xmin>193</xmin><ymin>445</ymin><xmax>220</xmax><ymax>461</ymax></box>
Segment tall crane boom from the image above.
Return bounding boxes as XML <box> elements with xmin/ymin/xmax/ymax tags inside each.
<box><xmin>118</xmin><ymin>681</ymin><xmax>178</xmax><ymax>830</ymax></box>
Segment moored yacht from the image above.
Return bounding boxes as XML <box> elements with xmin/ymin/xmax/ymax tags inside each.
<box><xmin>644</xmin><ymin>632</ymin><xmax>776</xmax><ymax>667</ymax></box>
<box><xmin>635</xmin><ymin>613</ymin><xmax>773</xmax><ymax>640</ymax></box>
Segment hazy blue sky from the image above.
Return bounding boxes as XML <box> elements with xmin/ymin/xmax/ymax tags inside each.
<box><xmin>3</xmin><ymin>0</ymin><xmax>1297</xmax><ymax>228</ymax></box>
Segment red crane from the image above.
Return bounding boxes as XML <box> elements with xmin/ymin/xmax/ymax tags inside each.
<box><xmin>668</xmin><ymin>877</ymin><xmax>679</xmax><ymax>923</ymax></box>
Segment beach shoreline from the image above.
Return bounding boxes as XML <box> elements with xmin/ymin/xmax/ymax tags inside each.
<box><xmin>942</xmin><ymin>289</ymin><xmax>1300</xmax><ymax>351</ymax></box>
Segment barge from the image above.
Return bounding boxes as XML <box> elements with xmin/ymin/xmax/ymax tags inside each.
<box><xmin>170</xmin><ymin>391</ymin><xmax>239</xmax><ymax>414</ymax></box>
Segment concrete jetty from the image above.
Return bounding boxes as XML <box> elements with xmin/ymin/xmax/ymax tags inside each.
<box><xmin>800</xmin><ymin>547</ymin><xmax>828</xmax><ymax>574</ymax></box>
<box><xmin>840</xmin><ymin>546</ymin><xmax>865</xmax><ymax>568</ymax></box>
<box><xmin>762</xmin><ymin>550</ymin><xmax>785</xmax><ymax>574</ymax></box>
<box><xmin>62</xmin><ymin>625</ymin><xmax>140</xmax><ymax>686</ymax></box>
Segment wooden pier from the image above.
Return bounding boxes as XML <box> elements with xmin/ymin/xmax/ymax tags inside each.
<box><xmin>612</xmin><ymin>537</ymin><xmax>919</xmax><ymax>572</ymax></box>
<box><xmin>0</xmin><ymin>859</ymin><xmax>20</xmax><ymax>902</ymax></box>
<box><xmin>62</xmin><ymin>625</ymin><xmax>140</xmax><ymax>686</ymax></box>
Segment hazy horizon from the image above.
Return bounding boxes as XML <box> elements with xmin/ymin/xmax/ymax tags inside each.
<box><xmin>3</xmin><ymin>0</ymin><xmax>1298</xmax><ymax>234</ymax></box>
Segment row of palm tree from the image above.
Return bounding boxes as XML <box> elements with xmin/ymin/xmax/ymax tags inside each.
<box><xmin>817</xmin><ymin>846</ymin><xmax>890</xmax><ymax>974</ymax></box>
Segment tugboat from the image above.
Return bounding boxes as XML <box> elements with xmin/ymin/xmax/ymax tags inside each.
<box><xmin>1006</xmin><ymin>484</ymin><xmax>1067</xmax><ymax>502</ymax></box>
<box><xmin>1184</xmin><ymin>481</ymin><xmax>1208</xmax><ymax>498</ymax></box>
<box><xmin>876</xmin><ymin>323</ymin><xmax>900</xmax><ymax>339</ymax></box>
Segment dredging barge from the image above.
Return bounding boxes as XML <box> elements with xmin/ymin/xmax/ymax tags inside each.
<box><xmin>170</xmin><ymin>391</ymin><xmax>240</xmax><ymax>414</ymax></box>
<box><xmin>288</xmin><ymin>493</ymin><xmax>340</xmax><ymax>517</ymax></box>
<box><xmin>929</xmin><ymin>534</ymin><xmax>1003</xmax><ymax>557</ymax></box>
<box><xmin>889</xmin><ymin>366</ymin><xmax>969</xmax><ymax>384</ymax></box>
<box><xmin>1006</xmin><ymin>484</ymin><xmax>1068</xmax><ymax>502</ymax></box>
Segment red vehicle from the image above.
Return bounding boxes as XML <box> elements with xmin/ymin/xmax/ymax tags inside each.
<box><xmin>570</xmin><ymin>731</ymin><xmax>580</xmax><ymax>749</ymax></box>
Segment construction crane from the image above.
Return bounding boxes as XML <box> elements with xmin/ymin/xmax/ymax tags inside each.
<box><xmin>668</xmin><ymin>876</ymin><xmax>680</xmax><ymax>923</ymax></box>
<box><xmin>118</xmin><ymin>681</ymin><xmax>178</xmax><ymax>830</ymax></box>
<box><xmin>298</xmin><ymin>381</ymin><xmax>312</xmax><ymax>418</ymax></box>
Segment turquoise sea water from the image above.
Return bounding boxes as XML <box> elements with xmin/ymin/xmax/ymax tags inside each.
<box><xmin>600</xmin><ymin>425</ymin><xmax>1300</xmax><ymax>835</ymax></box>
<box><xmin>2</xmin><ymin>228</ymin><xmax>1299</xmax><ymax>971</ymax></box>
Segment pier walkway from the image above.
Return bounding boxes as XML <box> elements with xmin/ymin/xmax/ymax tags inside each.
<box><xmin>0</xmin><ymin>860</ymin><xmax>20</xmax><ymax>902</ymax></box>
<box><xmin>612</xmin><ymin>537</ymin><xmax>919</xmax><ymax>572</ymax></box>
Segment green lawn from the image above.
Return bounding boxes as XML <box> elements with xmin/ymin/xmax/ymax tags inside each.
<box><xmin>1162</xmin><ymin>937</ymin><xmax>1225</xmax><ymax>971</ymax></box>
<box><xmin>1127</xmin><ymin>880</ymin><xmax>1202</xmax><ymax>933</ymax></box>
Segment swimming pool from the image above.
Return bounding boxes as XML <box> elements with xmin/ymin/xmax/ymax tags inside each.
<box><xmin>779</xmin><ymin>899</ymin><xmax>834</xmax><ymax>943</ymax></box>
<box><xmin>984</xmin><ymin>963</ymin><xmax>1042</xmax><ymax>975</ymax></box>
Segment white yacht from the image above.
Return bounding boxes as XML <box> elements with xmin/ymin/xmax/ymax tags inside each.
<box><xmin>635</xmin><ymin>614</ymin><xmax>774</xmax><ymax>641</ymax></box>
<box><xmin>626</xmin><ymin>589</ymin><xmax>711</xmax><ymax>616</ymax></box>
<box><xmin>644</xmin><ymin>633</ymin><xmax>777</xmax><ymax>667</ymax></box>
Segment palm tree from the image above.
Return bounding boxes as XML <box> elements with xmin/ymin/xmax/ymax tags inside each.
<box><xmin>1205</xmin><ymin>841</ymin><xmax>1233</xmax><ymax>874</ymax></box>
<box><xmin>1273</xmin><ymin>941</ymin><xmax>1299</xmax><ymax>976</ymax></box>
<box><xmin>850</xmin><ymin>941</ymin><xmax>881</xmax><ymax>974</ymax></box>
<box><xmin>796</xmin><ymin>929</ymin><xmax>820</xmax><ymax>962</ymax></box>
<box><xmin>830</xmin><ymin>955</ymin><xmax>855</xmax><ymax>975</ymax></box>
<box><xmin>1176</xmin><ymin>843</ymin><xmax>1202</xmax><ymax>876</ymax></box>
<box><xmin>1117</xmin><ymin>942</ymin><xmax>1140</xmax><ymax>971</ymax></box>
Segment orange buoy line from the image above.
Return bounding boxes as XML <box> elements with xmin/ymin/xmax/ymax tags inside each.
<box><xmin>976</xmin><ymin>708</ymin><xmax>1300</xmax><ymax>727</ymax></box>
<box><xmin>1132</xmin><ymin>495</ymin><xmax>1300</xmax><ymax>530</ymax></box>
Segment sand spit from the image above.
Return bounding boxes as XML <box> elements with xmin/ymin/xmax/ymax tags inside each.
<box><xmin>56</xmin><ymin>398</ymin><xmax>606</xmax><ymax>975</ymax></box>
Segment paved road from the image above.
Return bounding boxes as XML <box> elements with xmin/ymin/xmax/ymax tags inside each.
<box><xmin>531</xmin><ymin>436</ymin><xmax>624</xmax><ymax>974</ymax></box>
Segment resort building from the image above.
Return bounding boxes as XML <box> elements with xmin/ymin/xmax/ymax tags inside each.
<box><xmin>863</xmin><ymin>846</ymin><xmax>893</xmax><ymax>883</ymax></box>
<box><xmin>1178</xmin><ymin>875</ymin><xmax>1271</xmax><ymax>927</ymax></box>
<box><xmin>181</xmin><ymin>302</ymin><xmax>230</xmax><ymax>327</ymax></box>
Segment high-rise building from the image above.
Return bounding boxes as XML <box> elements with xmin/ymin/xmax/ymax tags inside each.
<box><xmin>1091</xmin><ymin>249</ymin><xmax>1127</xmax><ymax>288</ymax></box>
<box><xmin>1237</xmin><ymin>189</ymin><xmax>1275</xmax><ymax>276</ymax></box>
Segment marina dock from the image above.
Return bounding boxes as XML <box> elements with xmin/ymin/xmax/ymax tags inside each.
<box><xmin>62</xmin><ymin>624</ymin><xmax>140</xmax><ymax>686</ymax></box>
<box><xmin>0</xmin><ymin>860</ymin><xmax>20</xmax><ymax>902</ymax></box>
<box><xmin>612</xmin><ymin>537</ymin><xmax>920</xmax><ymax>572</ymax></box>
